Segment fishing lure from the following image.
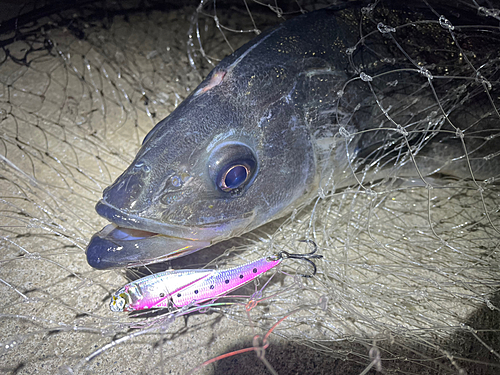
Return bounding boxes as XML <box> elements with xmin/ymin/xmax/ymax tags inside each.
<box><xmin>110</xmin><ymin>241</ymin><xmax>322</xmax><ymax>312</ymax></box>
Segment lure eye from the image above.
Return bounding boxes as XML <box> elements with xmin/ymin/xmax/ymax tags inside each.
<box><xmin>110</xmin><ymin>292</ymin><xmax>129</xmax><ymax>312</ymax></box>
<box><xmin>219</xmin><ymin>164</ymin><xmax>250</xmax><ymax>191</ymax></box>
<box><xmin>208</xmin><ymin>141</ymin><xmax>258</xmax><ymax>194</ymax></box>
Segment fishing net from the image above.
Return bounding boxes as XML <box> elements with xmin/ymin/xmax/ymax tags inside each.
<box><xmin>0</xmin><ymin>0</ymin><xmax>499</xmax><ymax>374</ymax></box>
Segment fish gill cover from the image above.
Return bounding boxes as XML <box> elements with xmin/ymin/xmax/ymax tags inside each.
<box><xmin>0</xmin><ymin>0</ymin><xmax>499</xmax><ymax>374</ymax></box>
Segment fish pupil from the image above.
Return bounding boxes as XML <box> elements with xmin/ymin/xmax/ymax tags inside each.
<box><xmin>223</xmin><ymin>165</ymin><xmax>248</xmax><ymax>189</ymax></box>
<box><xmin>210</xmin><ymin>143</ymin><xmax>257</xmax><ymax>192</ymax></box>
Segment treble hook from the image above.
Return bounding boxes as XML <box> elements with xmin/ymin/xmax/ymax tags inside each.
<box><xmin>277</xmin><ymin>240</ymin><xmax>323</xmax><ymax>278</ymax></box>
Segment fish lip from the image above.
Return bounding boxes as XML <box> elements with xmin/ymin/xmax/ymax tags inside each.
<box><xmin>89</xmin><ymin>199</ymin><xmax>255</xmax><ymax>269</ymax></box>
<box><xmin>95</xmin><ymin>199</ymin><xmax>223</xmax><ymax>241</ymax></box>
<box><xmin>85</xmin><ymin>225</ymin><xmax>211</xmax><ymax>269</ymax></box>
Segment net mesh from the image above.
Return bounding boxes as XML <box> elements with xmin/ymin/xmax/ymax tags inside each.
<box><xmin>0</xmin><ymin>0</ymin><xmax>499</xmax><ymax>374</ymax></box>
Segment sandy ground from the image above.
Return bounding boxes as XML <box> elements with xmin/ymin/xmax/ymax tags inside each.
<box><xmin>0</xmin><ymin>1</ymin><xmax>499</xmax><ymax>374</ymax></box>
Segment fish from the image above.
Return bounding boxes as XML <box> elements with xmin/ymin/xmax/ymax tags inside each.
<box><xmin>86</xmin><ymin>1</ymin><xmax>500</xmax><ymax>269</ymax></box>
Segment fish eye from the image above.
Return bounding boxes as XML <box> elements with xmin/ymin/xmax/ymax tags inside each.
<box><xmin>218</xmin><ymin>163</ymin><xmax>252</xmax><ymax>191</ymax></box>
<box><xmin>208</xmin><ymin>141</ymin><xmax>258</xmax><ymax>193</ymax></box>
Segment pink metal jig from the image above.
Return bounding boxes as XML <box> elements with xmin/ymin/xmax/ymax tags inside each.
<box><xmin>110</xmin><ymin>241</ymin><xmax>321</xmax><ymax>312</ymax></box>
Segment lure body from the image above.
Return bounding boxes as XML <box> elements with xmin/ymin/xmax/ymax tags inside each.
<box><xmin>110</xmin><ymin>257</ymin><xmax>281</xmax><ymax>312</ymax></box>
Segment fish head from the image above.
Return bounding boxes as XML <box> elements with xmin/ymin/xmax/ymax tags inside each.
<box><xmin>87</xmin><ymin>52</ymin><xmax>319</xmax><ymax>269</ymax></box>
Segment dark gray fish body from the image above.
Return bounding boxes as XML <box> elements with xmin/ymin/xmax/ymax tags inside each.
<box><xmin>86</xmin><ymin>1</ymin><xmax>500</xmax><ymax>269</ymax></box>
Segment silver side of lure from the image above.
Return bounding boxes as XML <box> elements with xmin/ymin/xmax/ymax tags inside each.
<box><xmin>110</xmin><ymin>243</ymin><xmax>322</xmax><ymax>312</ymax></box>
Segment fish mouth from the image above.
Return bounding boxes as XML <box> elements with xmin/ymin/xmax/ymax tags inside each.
<box><xmin>94</xmin><ymin>200</ymin><xmax>221</xmax><ymax>241</ymax></box>
<box><xmin>85</xmin><ymin>200</ymin><xmax>213</xmax><ymax>269</ymax></box>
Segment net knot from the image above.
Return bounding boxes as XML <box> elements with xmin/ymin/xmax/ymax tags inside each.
<box><xmin>439</xmin><ymin>15</ymin><xmax>454</xmax><ymax>31</ymax></box>
<box><xmin>377</xmin><ymin>22</ymin><xmax>395</xmax><ymax>34</ymax></box>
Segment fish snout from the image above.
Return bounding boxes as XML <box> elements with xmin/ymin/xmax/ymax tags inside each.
<box><xmin>101</xmin><ymin>172</ymin><xmax>147</xmax><ymax>213</ymax></box>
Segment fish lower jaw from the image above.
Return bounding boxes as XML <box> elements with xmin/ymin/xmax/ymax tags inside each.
<box><xmin>85</xmin><ymin>224</ymin><xmax>211</xmax><ymax>269</ymax></box>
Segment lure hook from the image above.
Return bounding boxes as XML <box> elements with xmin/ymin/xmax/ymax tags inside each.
<box><xmin>277</xmin><ymin>240</ymin><xmax>322</xmax><ymax>278</ymax></box>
